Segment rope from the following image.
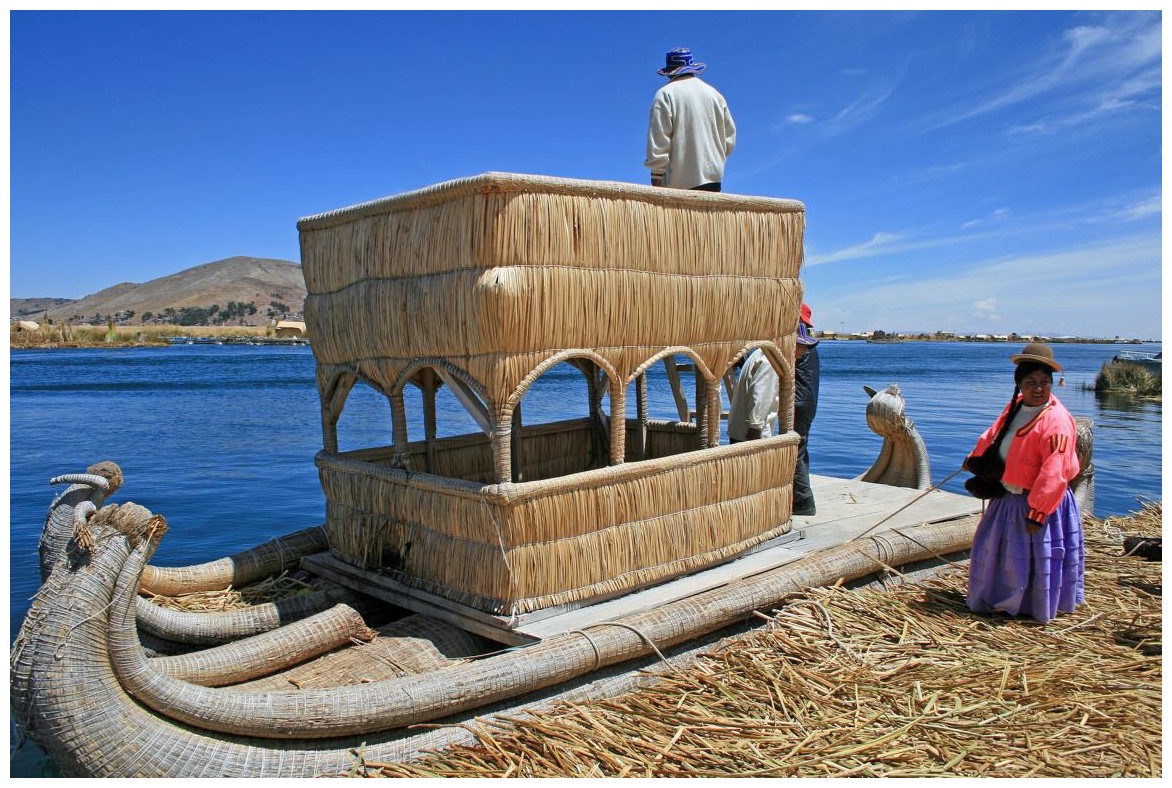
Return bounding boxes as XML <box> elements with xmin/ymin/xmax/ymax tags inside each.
<box><xmin>566</xmin><ymin>629</ymin><xmax>604</xmax><ymax>672</ymax></box>
<box><xmin>581</xmin><ymin>620</ymin><xmax>671</xmax><ymax>666</ymax></box>
<box><xmin>852</xmin><ymin>465</ymin><xmax>968</xmax><ymax>541</ymax></box>
<box><xmin>480</xmin><ymin>498</ymin><xmax>512</xmax><ymax>576</ymax></box>
<box><xmin>882</xmin><ymin>527</ymin><xmax>968</xmax><ymax>571</ymax></box>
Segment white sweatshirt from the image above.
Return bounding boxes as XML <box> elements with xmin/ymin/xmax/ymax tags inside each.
<box><xmin>727</xmin><ymin>349</ymin><xmax>778</xmax><ymax>441</ymax></box>
<box><xmin>644</xmin><ymin>76</ymin><xmax>737</xmax><ymax>190</ymax></box>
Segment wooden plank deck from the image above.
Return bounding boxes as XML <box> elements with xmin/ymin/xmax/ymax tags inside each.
<box><xmin>303</xmin><ymin>474</ymin><xmax>982</xmax><ymax>645</ymax></box>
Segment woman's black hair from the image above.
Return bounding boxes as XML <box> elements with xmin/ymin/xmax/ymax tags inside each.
<box><xmin>1014</xmin><ymin>361</ymin><xmax>1055</xmax><ymax>385</ymax></box>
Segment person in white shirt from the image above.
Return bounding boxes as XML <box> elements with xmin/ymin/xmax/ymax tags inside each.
<box><xmin>727</xmin><ymin>305</ymin><xmax>820</xmax><ymax>516</ymax></box>
<box><xmin>644</xmin><ymin>47</ymin><xmax>737</xmax><ymax>192</ymax></box>
<box><xmin>727</xmin><ymin>348</ymin><xmax>778</xmax><ymax>443</ymax></box>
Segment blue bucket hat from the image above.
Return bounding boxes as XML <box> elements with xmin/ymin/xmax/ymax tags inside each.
<box><xmin>657</xmin><ymin>47</ymin><xmax>707</xmax><ymax>77</ymax></box>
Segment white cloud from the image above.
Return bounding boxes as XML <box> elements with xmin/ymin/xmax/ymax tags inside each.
<box><xmin>831</xmin><ymin>82</ymin><xmax>897</xmax><ymax>131</ymax></box>
<box><xmin>786</xmin><ymin>113</ymin><xmax>814</xmax><ymax>125</ymax></box>
<box><xmin>1006</xmin><ymin>121</ymin><xmax>1053</xmax><ymax>137</ymax></box>
<box><xmin>808</xmin><ymin>231</ymin><xmax>1161</xmax><ymax>338</ymax></box>
<box><xmin>972</xmin><ymin>298</ymin><xmax>998</xmax><ymax>319</ymax></box>
<box><xmin>929</xmin><ymin>12</ymin><xmax>1161</xmax><ymax>132</ymax></box>
<box><xmin>806</xmin><ymin>231</ymin><xmax>904</xmax><ymax>266</ymax></box>
<box><xmin>1114</xmin><ymin>194</ymin><xmax>1162</xmax><ymax>221</ymax></box>
<box><xmin>809</xmin><ymin>188</ymin><xmax>1159</xmax><ymax>269</ymax></box>
<box><xmin>961</xmin><ymin>208</ymin><xmax>1011</xmax><ymax>229</ymax></box>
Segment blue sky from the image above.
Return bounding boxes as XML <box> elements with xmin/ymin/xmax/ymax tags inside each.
<box><xmin>7</xmin><ymin>9</ymin><xmax>1164</xmax><ymax>339</ymax></box>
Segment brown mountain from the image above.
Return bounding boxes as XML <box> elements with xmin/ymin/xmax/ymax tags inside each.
<box><xmin>11</xmin><ymin>256</ymin><xmax>306</xmax><ymax>327</ymax></box>
<box><xmin>9</xmin><ymin>297</ymin><xmax>74</xmax><ymax>320</ymax></box>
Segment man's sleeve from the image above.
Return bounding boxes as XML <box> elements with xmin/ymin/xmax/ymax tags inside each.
<box><xmin>722</xmin><ymin>101</ymin><xmax>736</xmax><ymax>156</ymax></box>
<box><xmin>644</xmin><ymin>94</ymin><xmax>672</xmax><ymax>174</ymax></box>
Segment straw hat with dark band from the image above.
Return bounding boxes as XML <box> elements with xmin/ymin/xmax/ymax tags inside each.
<box><xmin>1011</xmin><ymin>342</ymin><xmax>1062</xmax><ymax>372</ymax></box>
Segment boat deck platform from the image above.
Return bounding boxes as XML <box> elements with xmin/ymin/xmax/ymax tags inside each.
<box><xmin>303</xmin><ymin>475</ymin><xmax>982</xmax><ymax>646</ymax></box>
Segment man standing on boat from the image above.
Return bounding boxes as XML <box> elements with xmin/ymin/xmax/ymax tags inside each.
<box><xmin>726</xmin><ymin>303</ymin><xmax>819</xmax><ymax>517</ymax></box>
<box><xmin>644</xmin><ymin>47</ymin><xmax>736</xmax><ymax>191</ymax></box>
<box><xmin>792</xmin><ymin>303</ymin><xmax>820</xmax><ymax>516</ymax></box>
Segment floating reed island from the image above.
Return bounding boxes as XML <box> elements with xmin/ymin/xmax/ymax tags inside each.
<box><xmin>10</xmin><ymin>173</ymin><xmax>1098</xmax><ymax>777</ymax></box>
<box><xmin>366</xmin><ymin>503</ymin><xmax>1161</xmax><ymax>779</ymax></box>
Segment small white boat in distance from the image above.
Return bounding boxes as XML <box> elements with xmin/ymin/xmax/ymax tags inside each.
<box><xmin>1112</xmin><ymin>349</ymin><xmax>1161</xmax><ymax>376</ymax></box>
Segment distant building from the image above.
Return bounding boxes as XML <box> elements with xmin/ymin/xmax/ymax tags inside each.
<box><xmin>274</xmin><ymin>320</ymin><xmax>307</xmax><ymax>339</ymax></box>
<box><xmin>14</xmin><ymin>320</ymin><xmax>39</xmax><ymax>331</ymax></box>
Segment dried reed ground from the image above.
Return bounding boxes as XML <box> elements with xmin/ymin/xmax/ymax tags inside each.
<box><xmin>357</xmin><ymin>503</ymin><xmax>1162</xmax><ymax>778</ymax></box>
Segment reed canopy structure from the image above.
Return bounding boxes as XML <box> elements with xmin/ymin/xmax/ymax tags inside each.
<box><xmin>297</xmin><ymin>173</ymin><xmax>807</xmax><ymax>619</ymax></box>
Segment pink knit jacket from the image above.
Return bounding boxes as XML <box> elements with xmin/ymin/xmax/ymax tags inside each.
<box><xmin>968</xmin><ymin>394</ymin><xmax>1081</xmax><ymax>523</ymax></box>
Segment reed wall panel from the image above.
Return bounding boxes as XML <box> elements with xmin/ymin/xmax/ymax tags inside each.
<box><xmin>299</xmin><ymin>174</ymin><xmax>804</xmax><ymax>285</ymax></box>
<box><xmin>300</xmin><ymin>173</ymin><xmax>806</xmax><ymax>411</ymax></box>
<box><xmin>305</xmin><ymin>270</ymin><xmax>799</xmax><ymax>365</ymax></box>
<box><xmin>317</xmin><ymin>435</ymin><xmax>796</xmax><ymax>615</ymax></box>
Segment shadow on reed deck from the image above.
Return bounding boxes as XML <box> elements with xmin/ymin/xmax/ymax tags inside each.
<box><xmin>303</xmin><ymin>474</ymin><xmax>982</xmax><ymax>645</ymax></box>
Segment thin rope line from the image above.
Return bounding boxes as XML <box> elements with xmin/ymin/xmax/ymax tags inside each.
<box><xmin>582</xmin><ymin>621</ymin><xmax>670</xmax><ymax>665</ymax></box>
<box><xmin>853</xmin><ymin>465</ymin><xmax>967</xmax><ymax>541</ymax></box>
<box><xmin>566</xmin><ymin>629</ymin><xmax>604</xmax><ymax>672</ymax></box>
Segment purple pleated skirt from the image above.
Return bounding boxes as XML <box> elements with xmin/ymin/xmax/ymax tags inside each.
<box><xmin>967</xmin><ymin>489</ymin><xmax>1085</xmax><ymax>623</ymax></box>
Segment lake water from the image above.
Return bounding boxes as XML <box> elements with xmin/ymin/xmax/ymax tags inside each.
<box><xmin>8</xmin><ymin>340</ymin><xmax>1162</xmax><ymax>775</ymax></box>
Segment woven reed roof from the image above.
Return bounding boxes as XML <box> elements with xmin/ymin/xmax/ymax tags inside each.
<box><xmin>298</xmin><ymin>172</ymin><xmax>806</xmax><ymax>422</ymax></box>
<box><xmin>297</xmin><ymin>172</ymin><xmax>805</xmax><ymax>230</ymax></box>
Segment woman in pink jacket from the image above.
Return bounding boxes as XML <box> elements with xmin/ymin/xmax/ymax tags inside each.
<box><xmin>964</xmin><ymin>343</ymin><xmax>1085</xmax><ymax>622</ymax></box>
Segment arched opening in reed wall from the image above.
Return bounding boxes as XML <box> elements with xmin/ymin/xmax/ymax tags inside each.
<box><xmin>719</xmin><ymin>341</ymin><xmax>794</xmax><ymax>443</ymax></box>
<box><xmin>504</xmin><ymin>352</ymin><xmax>622</xmax><ymax>483</ymax></box>
<box><xmin>625</xmin><ymin>348</ymin><xmax>720</xmax><ymax>461</ymax></box>
<box><xmin>327</xmin><ymin>372</ymin><xmax>393</xmax><ymax>456</ymax></box>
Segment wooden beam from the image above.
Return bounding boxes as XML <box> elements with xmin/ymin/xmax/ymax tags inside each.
<box><xmin>301</xmin><ymin>553</ymin><xmax>537</xmax><ymax>647</ymax></box>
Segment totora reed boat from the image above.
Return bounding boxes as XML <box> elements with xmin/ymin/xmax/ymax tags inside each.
<box><xmin>10</xmin><ymin>173</ymin><xmax>1095</xmax><ymax>777</ymax></box>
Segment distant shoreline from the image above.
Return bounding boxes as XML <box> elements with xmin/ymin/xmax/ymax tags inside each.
<box><xmin>9</xmin><ymin>323</ymin><xmax>297</xmax><ymax>350</ymax></box>
<box><xmin>10</xmin><ymin>335</ymin><xmax>1157</xmax><ymax>351</ymax></box>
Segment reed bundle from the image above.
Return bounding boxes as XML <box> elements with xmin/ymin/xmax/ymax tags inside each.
<box><xmin>236</xmin><ymin>614</ymin><xmax>489</xmax><ymax>691</ymax></box>
<box><xmin>142</xmin><ymin>571</ymin><xmax>318</xmax><ymax>613</ymax></box>
<box><xmin>367</xmin><ymin>504</ymin><xmax>1162</xmax><ymax>778</ymax></box>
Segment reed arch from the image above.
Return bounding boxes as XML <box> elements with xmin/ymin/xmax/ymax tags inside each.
<box><xmin>319</xmin><ymin>369</ymin><xmax>359</xmax><ymax>455</ymax></box>
<box><xmin>721</xmin><ymin>339</ymin><xmax>796</xmax><ymax>435</ymax></box>
<box><xmin>388</xmin><ymin>358</ymin><xmax>493</xmax><ymax>465</ymax></box>
<box><xmin>500</xmin><ymin>349</ymin><xmax>625</xmax><ymax>484</ymax></box>
<box><xmin>625</xmin><ymin>345</ymin><xmax>720</xmax><ymax>458</ymax></box>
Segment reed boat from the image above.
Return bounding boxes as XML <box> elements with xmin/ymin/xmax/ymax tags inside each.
<box><xmin>10</xmin><ymin>174</ymin><xmax>1094</xmax><ymax>777</ymax></box>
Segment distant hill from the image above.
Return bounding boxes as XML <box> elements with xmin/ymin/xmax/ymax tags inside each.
<box><xmin>10</xmin><ymin>297</ymin><xmax>74</xmax><ymax>320</ymax></box>
<box><xmin>10</xmin><ymin>256</ymin><xmax>306</xmax><ymax>327</ymax></box>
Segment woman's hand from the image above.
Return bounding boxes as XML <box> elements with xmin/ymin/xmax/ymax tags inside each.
<box><xmin>1025</xmin><ymin>516</ymin><xmax>1045</xmax><ymax>535</ymax></box>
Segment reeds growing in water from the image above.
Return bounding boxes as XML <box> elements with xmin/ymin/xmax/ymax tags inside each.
<box><xmin>1094</xmin><ymin>361</ymin><xmax>1161</xmax><ymax>400</ymax></box>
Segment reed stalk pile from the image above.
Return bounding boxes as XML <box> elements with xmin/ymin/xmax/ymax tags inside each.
<box><xmin>143</xmin><ymin>571</ymin><xmax>319</xmax><ymax>612</ymax></box>
<box><xmin>364</xmin><ymin>504</ymin><xmax>1161</xmax><ymax>778</ymax></box>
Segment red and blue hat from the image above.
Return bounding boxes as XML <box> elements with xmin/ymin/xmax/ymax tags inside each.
<box><xmin>657</xmin><ymin>47</ymin><xmax>707</xmax><ymax>77</ymax></box>
<box><xmin>797</xmin><ymin>321</ymin><xmax>818</xmax><ymax>346</ymax></box>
